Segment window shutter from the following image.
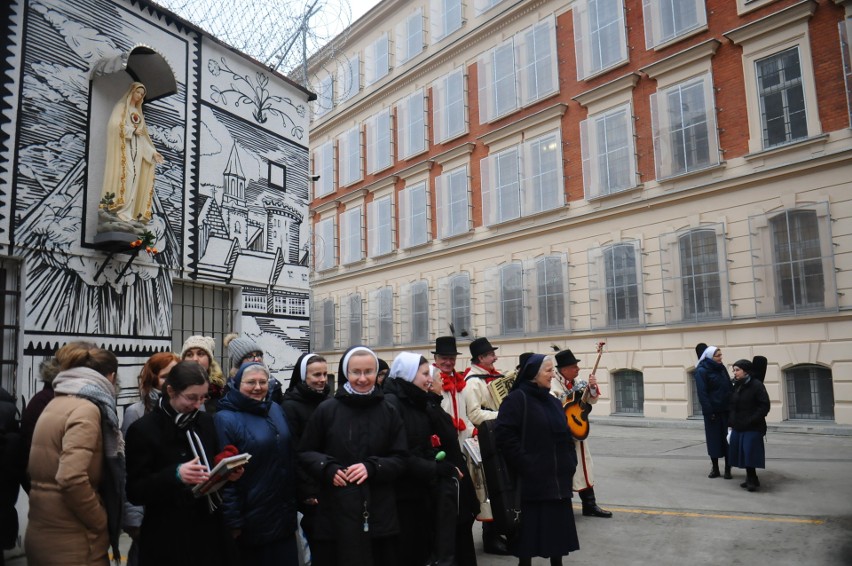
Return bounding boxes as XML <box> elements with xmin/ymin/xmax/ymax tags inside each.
<box><xmin>480</xmin><ymin>153</ymin><xmax>496</xmax><ymax>227</ymax></box>
<box><xmin>649</xmin><ymin>90</ymin><xmax>672</xmax><ymax>179</ymax></box>
<box><xmin>435</xmin><ymin>172</ymin><xmax>447</xmax><ymax>239</ymax></box>
<box><xmin>642</xmin><ymin>0</ymin><xmax>658</xmax><ymax>49</ymax></box>
<box><xmin>399</xmin><ymin>282</ymin><xmax>412</xmax><ymax>343</ymax></box>
<box><xmin>579</xmin><ymin>116</ymin><xmax>599</xmax><ymax>199</ymax></box>
<box><xmin>573</xmin><ymin>1</ymin><xmax>589</xmax><ymax>80</ymax></box>
<box><xmin>433</xmin><ymin>75</ymin><xmax>446</xmax><ymax>143</ymax></box>
<box><xmin>430</xmin><ymin>0</ymin><xmax>444</xmax><ymax>43</ymax></box>
<box><xmin>477</xmin><ymin>52</ymin><xmax>494</xmax><ymax>124</ymax></box>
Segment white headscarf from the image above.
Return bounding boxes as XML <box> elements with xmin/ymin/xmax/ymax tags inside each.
<box><xmin>341</xmin><ymin>346</ymin><xmax>379</xmax><ymax>379</ymax></box>
<box><xmin>300</xmin><ymin>353</ymin><xmax>320</xmax><ymax>382</ymax></box>
<box><xmin>698</xmin><ymin>346</ymin><xmax>718</xmax><ymax>363</ymax></box>
<box><xmin>389</xmin><ymin>352</ymin><xmax>423</xmax><ymax>383</ymax></box>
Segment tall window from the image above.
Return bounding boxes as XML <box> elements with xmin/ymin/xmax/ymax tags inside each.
<box><xmin>757</xmin><ymin>47</ymin><xmax>807</xmax><ymax>149</ymax></box>
<box><xmin>365</xmin><ymin>33</ymin><xmax>389</xmax><ymax>86</ymax></box>
<box><xmin>771</xmin><ymin>209</ymin><xmax>824</xmax><ymax>312</ymax></box>
<box><xmin>500</xmin><ymin>263</ymin><xmax>525</xmax><ymax>335</ymax></box>
<box><xmin>593</xmin><ymin>242</ymin><xmax>641</xmax><ymax>328</ymax></box>
<box><xmin>397</xmin><ymin>8</ymin><xmax>424</xmax><ymax>64</ymax></box>
<box><xmin>613</xmin><ymin>370</ymin><xmax>644</xmax><ymax>414</ymax></box>
<box><xmin>398</xmin><ymin>90</ymin><xmax>427</xmax><ymax>159</ymax></box>
<box><xmin>172</xmin><ymin>280</ymin><xmax>238</xmax><ymax>372</ymax></box>
<box><xmin>399</xmin><ymin>181</ymin><xmax>429</xmax><ymax>249</ymax></box>
<box><xmin>313</xmin><ymin>141</ymin><xmax>335</xmax><ymax>198</ymax></box>
<box><xmin>479</xmin><ymin>39</ymin><xmax>518</xmax><ymax>123</ymax></box>
<box><xmin>314</xmin><ymin>217</ymin><xmax>336</xmax><ymax>271</ymax></box>
<box><xmin>573</xmin><ymin>0</ymin><xmax>628</xmax><ymax>80</ymax></box>
<box><xmin>0</xmin><ymin>259</ymin><xmax>22</xmax><ymax>394</ymax></box>
<box><xmin>318</xmin><ymin>298</ymin><xmax>335</xmax><ymax>350</ymax></box>
<box><xmin>524</xmin><ymin>131</ymin><xmax>563</xmax><ymax>214</ymax></box>
<box><xmin>688</xmin><ymin>370</ymin><xmax>702</xmax><ymax>417</ymax></box>
<box><xmin>643</xmin><ymin>0</ymin><xmax>706</xmax><ymax>49</ymax></box>
<box><xmin>340</xmin><ymin>207</ymin><xmax>363</xmax><ymax>265</ymax></box>
<box><xmin>338</xmin><ymin>54</ymin><xmax>360</xmax><ymax>103</ymax></box>
<box><xmin>411</xmin><ymin>281</ymin><xmax>430</xmax><ymax>344</ymax></box>
<box><xmin>372</xmin><ymin>287</ymin><xmax>394</xmax><ymax>347</ymax></box>
<box><xmin>314</xmin><ymin>74</ymin><xmax>333</xmax><ymax>118</ymax></box>
<box><xmin>450</xmin><ymin>273</ymin><xmax>471</xmax><ymax>338</ymax></box>
<box><xmin>435</xmin><ymin>165</ymin><xmax>469</xmax><ymax>239</ymax></box>
<box><xmin>650</xmin><ymin>74</ymin><xmax>719</xmax><ymax>179</ymax></box>
<box><xmin>340</xmin><ymin>293</ymin><xmax>362</xmax><ymax>346</ymax></box>
<box><xmin>580</xmin><ymin>103</ymin><xmax>636</xmax><ymax>198</ymax></box>
<box><xmin>536</xmin><ymin>255</ymin><xmax>565</xmax><ymax>332</ymax></box>
<box><xmin>366</xmin><ymin>109</ymin><xmax>393</xmax><ymax>174</ymax></box>
<box><xmin>480</xmin><ymin>147</ymin><xmax>521</xmax><ymax>226</ymax></box>
<box><xmin>786</xmin><ymin>365</ymin><xmax>834</xmax><ymax>420</ymax></box>
<box><xmin>678</xmin><ymin>229</ymin><xmax>722</xmax><ymax>321</ymax></box>
<box><xmin>338</xmin><ymin>126</ymin><xmax>363</xmax><ymax>187</ymax></box>
<box><xmin>367</xmin><ymin>195</ymin><xmax>393</xmax><ymax>258</ymax></box>
<box><xmin>433</xmin><ymin>68</ymin><xmax>467</xmax><ymax>143</ymax></box>
<box><xmin>431</xmin><ymin>0</ymin><xmax>463</xmax><ymax>43</ymax></box>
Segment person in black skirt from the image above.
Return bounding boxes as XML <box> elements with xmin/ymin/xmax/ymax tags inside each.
<box><xmin>728</xmin><ymin>359</ymin><xmax>771</xmax><ymax>492</ymax></box>
<box><xmin>495</xmin><ymin>354</ymin><xmax>579</xmax><ymax>566</ymax></box>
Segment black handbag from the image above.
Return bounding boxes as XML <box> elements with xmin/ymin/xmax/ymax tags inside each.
<box><xmin>477</xmin><ymin>391</ymin><xmax>527</xmax><ymax>537</ymax></box>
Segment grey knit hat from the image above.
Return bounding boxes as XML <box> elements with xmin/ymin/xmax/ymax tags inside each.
<box><xmin>225</xmin><ymin>333</ymin><xmax>263</xmax><ymax>369</ymax></box>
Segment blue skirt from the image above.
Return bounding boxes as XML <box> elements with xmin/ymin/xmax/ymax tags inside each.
<box><xmin>702</xmin><ymin>413</ymin><xmax>729</xmax><ymax>458</ymax></box>
<box><xmin>728</xmin><ymin>430</ymin><xmax>765</xmax><ymax>469</ymax></box>
<box><xmin>510</xmin><ymin>498</ymin><xmax>579</xmax><ymax>559</ymax></box>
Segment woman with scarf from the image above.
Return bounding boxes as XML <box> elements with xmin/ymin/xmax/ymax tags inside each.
<box><xmin>495</xmin><ymin>354</ymin><xmax>579</xmax><ymax>566</ymax></box>
<box><xmin>25</xmin><ymin>342</ymin><xmax>124</xmax><ymax>566</ymax></box>
<box><xmin>121</xmin><ymin>352</ymin><xmax>179</xmax><ymax>565</ymax></box>
<box><xmin>215</xmin><ymin>362</ymin><xmax>298</xmax><ymax>565</ymax></box>
<box><xmin>299</xmin><ymin>346</ymin><xmax>407</xmax><ymax>566</ymax></box>
<box><xmin>728</xmin><ymin>359</ymin><xmax>771</xmax><ymax>492</ymax></box>
<box><xmin>694</xmin><ymin>345</ymin><xmax>734</xmax><ymax>479</ymax></box>
<box><xmin>281</xmin><ymin>353</ymin><xmax>330</xmax><ymax>547</ymax></box>
<box><xmin>125</xmin><ymin>361</ymin><xmax>240</xmax><ymax>566</ymax></box>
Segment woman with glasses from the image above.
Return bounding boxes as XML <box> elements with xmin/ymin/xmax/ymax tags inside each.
<box><xmin>180</xmin><ymin>335</ymin><xmax>226</xmax><ymax>413</ymax></box>
<box><xmin>694</xmin><ymin>345</ymin><xmax>734</xmax><ymax>480</ymax></box>
<box><xmin>299</xmin><ymin>346</ymin><xmax>407</xmax><ymax>566</ymax></box>
<box><xmin>125</xmin><ymin>361</ymin><xmax>240</xmax><ymax>566</ymax></box>
<box><xmin>214</xmin><ymin>362</ymin><xmax>298</xmax><ymax>565</ymax></box>
<box><xmin>224</xmin><ymin>333</ymin><xmax>283</xmax><ymax>403</ymax></box>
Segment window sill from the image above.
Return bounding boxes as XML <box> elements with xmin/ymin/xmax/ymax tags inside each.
<box><xmin>585</xmin><ymin>183</ymin><xmax>644</xmax><ymax>203</ymax></box>
<box><xmin>578</xmin><ymin>59</ymin><xmax>630</xmax><ymax>83</ymax></box>
<box><xmin>744</xmin><ymin>133</ymin><xmax>829</xmax><ymax>161</ymax></box>
<box><xmin>650</xmin><ymin>25</ymin><xmax>708</xmax><ymax>52</ymax></box>
<box><xmin>657</xmin><ymin>162</ymin><xmax>726</xmax><ymax>185</ymax></box>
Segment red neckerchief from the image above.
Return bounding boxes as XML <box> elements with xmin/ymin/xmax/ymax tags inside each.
<box><xmin>469</xmin><ymin>364</ymin><xmax>502</xmax><ymax>384</ymax></box>
<box><xmin>435</xmin><ymin>366</ymin><xmax>466</xmax><ymax>432</ymax></box>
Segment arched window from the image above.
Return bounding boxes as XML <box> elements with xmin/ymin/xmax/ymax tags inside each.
<box><xmin>785</xmin><ymin>364</ymin><xmax>834</xmax><ymax>420</ymax></box>
<box><xmin>613</xmin><ymin>370</ymin><xmax>644</xmax><ymax>415</ymax></box>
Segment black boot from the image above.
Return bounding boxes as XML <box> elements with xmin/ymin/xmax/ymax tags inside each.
<box><xmin>708</xmin><ymin>458</ymin><xmax>721</xmax><ymax>478</ymax></box>
<box><xmin>723</xmin><ymin>462</ymin><xmax>732</xmax><ymax>480</ymax></box>
<box><xmin>482</xmin><ymin>521</ymin><xmax>509</xmax><ymax>555</ymax></box>
<box><xmin>746</xmin><ymin>468</ymin><xmax>760</xmax><ymax>492</ymax></box>
<box><xmin>580</xmin><ymin>487</ymin><xmax>612</xmax><ymax>518</ymax></box>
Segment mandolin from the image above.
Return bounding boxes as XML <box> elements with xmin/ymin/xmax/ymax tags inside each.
<box><xmin>563</xmin><ymin>341</ymin><xmax>605</xmax><ymax>440</ymax></box>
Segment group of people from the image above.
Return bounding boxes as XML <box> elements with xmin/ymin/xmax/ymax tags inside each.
<box><xmin>694</xmin><ymin>344</ymin><xmax>771</xmax><ymax>491</ymax></box>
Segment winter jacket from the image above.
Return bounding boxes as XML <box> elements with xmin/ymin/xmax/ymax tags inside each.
<box><xmin>0</xmin><ymin>387</ymin><xmax>22</xmax><ymax>551</ymax></box>
<box><xmin>495</xmin><ymin>380</ymin><xmax>577</xmax><ymax>502</ymax></box>
<box><xmin>281</xmin><ymin>381</ymin><xmax>329</xmax><ymax>504</ymax></box>
<box><xmin>298</xmin><ymin>387</ymin><xmax>407</xmax><ymax>541</ymax></box>
<box><xmin>215</xmin><ymin>389</ymin><xmax>297</xmax><ymax>545</ymax></box>
<box><xmin>729</xmin><ymin>377</ymin><xmax>770</xmax><ymax>435</ymax></box>
<box><xmin>25</xmin><ymin>395</ymin><xmax>109</xmax><ymax>565</ymax></box>
<box><xmin>694</xmin><ymin>358</ymin><xmax>733</xmax><ymax>415</ymax></box>
<box><xmin>125</xmin><ymin>405</ymin><xmax>230</xmax><ymax>566</ymax></box>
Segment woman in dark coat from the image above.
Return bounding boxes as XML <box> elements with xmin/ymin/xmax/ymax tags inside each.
<box><xmin>383</xmin><ymin>352</ymin><xmax>468</xmax><ymax>566</ymax></box>
<box><xmin>694</xmin><ymin>345</ymin><xmax>734</xmax><ymax>479</ymax></box>
<box><xmin>496</xmin><ymin>354</ymin><xmax>579</xmax><ymax>566</ymax></box>
<box><xmin>281</xmin><ymin>353</ymin><xmax>330</xmax><ymax>548</ymax></box>
<box><xmin>215</xmin><ymin>362</ymin><xmax>298</xmax><ymax>565</ymax></box>
<box><xmin>299</xmin><ymin>346</ymin><xmax>407</xmax><ymax>566</ymax></box>
<box><xmin>125</xmin><ymin>361</ymin><xmax>240</xmax><ymax>566</ymax></box>
<box><xmin>728</xmin><ymin>359</ymin><xmax>771</xmax><ymax>492</ymax></box>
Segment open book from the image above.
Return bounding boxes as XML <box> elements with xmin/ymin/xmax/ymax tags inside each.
<box><xmin>192</xmin><ymin>452</ymin><xmax>251</xmax><ymax>497</ymax></box>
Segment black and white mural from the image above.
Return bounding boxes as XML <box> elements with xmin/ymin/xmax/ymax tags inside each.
<box><xmin>0</xmin><ymin>0</ymin><xmax>312</xmax><ymax>402</ymax></box>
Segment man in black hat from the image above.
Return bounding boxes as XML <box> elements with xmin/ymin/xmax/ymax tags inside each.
<box><xmin>552</xmin><ymin>348</ymin><xmax>612</xmax><ymax>518</ymax></box>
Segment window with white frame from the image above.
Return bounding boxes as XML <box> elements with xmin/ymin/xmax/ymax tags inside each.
<box><xmin>643</xmin><ymin>0</ymin><xmax>706</xmax><ymax>49</ymax></box>
<box><xmin>397</xmin><ymin>8</ymin><xmax>424</xmax><ymax>64</ymax></box>
<box><xmin>613</xmin><ymin>370</ymin><xmax>644</xmax><ymax>414</ymax></box>
<box><xmin>433</xmin><ymin>68</ymin><xmax>467</xmax><ymax>143</ymax></box>
<box><xmin>524</xmin><ymin>131</ymin><xmax>564</xmax><ymax>214</ymax></box>
<box><xmin>573</xmin><ymin>0</ymin><xmax>628</xmax><ymax>80</ymax></box>
<box><xmin>479</xmin><ymin>39</ymin><xmax>518</xmax><ymax>123</ymax></box>
<box><xmin>398</xmin><ymin>90</ymin><xmax>427</xmax><ymax>159</ymax></box>
<box><xmin>650</xmin><ymin>74</ymin><xmax>719</xmax><ymax>179</ymax></box>
<box><xmin>435</xmin><ymin>165</ymin><xmax>470</xmax><ymax>239</ymax></box>
<box><xmin>474</xmin><ymin>0</ymin><xmax>509</xmax><ymax>16</ymax></box>
<box><xmin>366</xmin><ymin>109</ymin><xmax>393</xmax><ymax>174</ymax></box>
<box><xmin>517</xmin><ymin>17</ymin><xmax>559</xmax><ymax>107</ymax></box>
<box><xmin>430</xmin><ymin>0</ymin><xmax>463</xmax><ymax>43</ymax></box>
<box><xmin>340</xmin><ymin>206</ymin><xmax>364</xmax><ymax>265</ymax></box>
<box><xmin>365</xmin><ymin>33</ymin><xmax>390</xmax><ymax>86</ymax></box>
<box><xmin>367</xmin><ymin>195</ymin><xmax>394</xmax><ymax>258</ymax></box>
<box><xmin>589</xmin><ymin>241</ymin><xmax>642</xmax><ymax>329</ymax></box>
<box><xmin>450</xmin><ymin>273</ymin><xmax>471</xmax><ymax>338</ymax></box>
<box><xmin>786</xmin><ymin>364</ymin><xmax>834</xmax><ymax>420</ymax></box>
<box><xmin>339</xmin><ymin>293</ymin><xmax>363</xmax><ymax>346</ymax></box>
<box><xmin>840</xmin><ymin>18</ymin><xmax>852</xmax><ymax>126</ymax></box>
<box><xmin>399</xmin><ymin>180</ymin><xmax>429</xmax><ymax>249</ymax></box>
<box><xmin>480</xmin><ymin>146</ymin><xmax>521</xmax><ymax>226</ymax></box>
<box><xmin>371</xmin><ymin>287</ymin><xmax>394</xmax><ymax>347</ymax></box>
<box><xmin>313</xmin><ymin>141</ymin><xmax>335</xmax><ymax>198</ymax></box>
<box><xmin>499</xmin><ymin>262</ymin><xmax>525</xmax><ymax>335</ymax></box>
<box><xmin>314</xmin><ymin>74</ymin><xmax>334</xmax><ymax>118</ymax></box>
<box><xmin>402</xmin><ymin>280</ymin><xmax>430</xmax><ymax>344</ymax></box>
<box><xmin>314</xmin><ymin>217</ymin><xmax>336</xmax><ymax>271</ymax></box>
<box><xmin>535</xmin><ymin>255</ymin><xmax>566</xmax><ymax>332</ymax></box>
<box><xmin>580</xmin><ymin>103</ymin><xmax>636</xmax><ymax>198</ymax></box>
<box><xmin>338</xmin><ymin>126</ymin><xmax>363</xmax><ymax>187</ymax></box>
<box><xmin>338</xmin><ymin>54</ymin><xmax>361</xmax><ymax>103</ymax></box>
<box><xmin>756</xmin><ymin>47</ymin><xmax>808</xmax><ymax>149</ymax></box>
<box><xmin>749</xmin><ymin>204</ymin><xmax>837</xmax><ymax>316</ymax></box>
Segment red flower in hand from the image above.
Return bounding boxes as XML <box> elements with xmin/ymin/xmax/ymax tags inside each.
<box><xmin>214</xmin><ymin>444</ymin><xmax>239</xmax><ymax>465</ymax></box>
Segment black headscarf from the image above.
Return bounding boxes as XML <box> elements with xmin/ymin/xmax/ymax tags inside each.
<box><xmin>511</xmin><ymin>353</ymin><xmax>545</xmax><ymax>390</ymax></box>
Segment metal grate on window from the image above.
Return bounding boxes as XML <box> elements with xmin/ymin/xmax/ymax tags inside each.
<box><xmin>171</xmin><ymin>280</ymin><xmax>239</xmax><ymax>373</ymax></box>
<box><xmin>613</xmin><ymin>369</ymin><xmax>644</xmax><ymax>414</ymax></box>
<box><xmin>785</xmin><ymin>364</ymin><xmax>834</xmax><ymax>420</ymax></box>
<box><xmin>0</xmin><ymin>259</ymin><xmax>22</xmax><ymax>396</ymax></box>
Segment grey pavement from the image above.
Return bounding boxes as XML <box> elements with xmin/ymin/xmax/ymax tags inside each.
<box><xmin>6</xmin><ymin>420</ymin><xmax>852</xmax><ymax>565</ymax></box>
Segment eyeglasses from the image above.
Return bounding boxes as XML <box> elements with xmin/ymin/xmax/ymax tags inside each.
<box><xmin>179</xmin><ymin>392</ymin><xmax>210</xmax><ymax>404</ymax></box>
<box><xmin>242</xmin><ymin>380</ymin><xmax>269</xmax><ymax>389</ymax></box>
<box><xmin>348</xmin><ymin>369</ymin><xmax>376</xmax><ymax>378</ymax></box>
<box><xmin>241</xmin><ymin>352</ymin><xmax>264</xmax><ymax>362</ymax></box>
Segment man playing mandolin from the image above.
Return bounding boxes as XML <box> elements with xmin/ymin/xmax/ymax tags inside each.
<box><xmin>551</xmin><ymin>347</ymin><xmax>612</xmax><ymax>518</ymax></box>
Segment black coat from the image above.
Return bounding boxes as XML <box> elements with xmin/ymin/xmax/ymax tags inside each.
<box><xmin>282</xmin><ymin>382</ymin><xmax>330</xmax><ymax>504</ymax></box>
<box><xmin>125</xmin><ymin>407</ymin><xmax>231</xmax><ymax>566</ymax></box>
<box><xmin>299</xmin><ymin>387</ymin><xmax>407</xmax><ymax>542</ymax></box>
<box><xmin>694</xmin><ymin>358</ymin><xmax>733</xmax><ymax>415</ymax></box>
<box><xmin>495</xmin><ymin>380</ymin><xmax>577</xmax><ymax>502</ymax></box>
<box><xmin>729</xmin><ymin>377</ymin><xmax>770</xmax><ymax>434</ymax></box>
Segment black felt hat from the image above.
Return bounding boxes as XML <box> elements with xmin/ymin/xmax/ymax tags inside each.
<box><xmin>469</xmin><ymin>337</ymin><xmax>498</xmax><ymax>360</ymax></box>
<box><xmin>432</xmin><ymin>336</ymin><xmax>461</xmax><ymax>356</ymax></box>
<box><xmin>555</xmin><ymin>349</ymin><xmax>581</xmax><ymax>368</ymax></box>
